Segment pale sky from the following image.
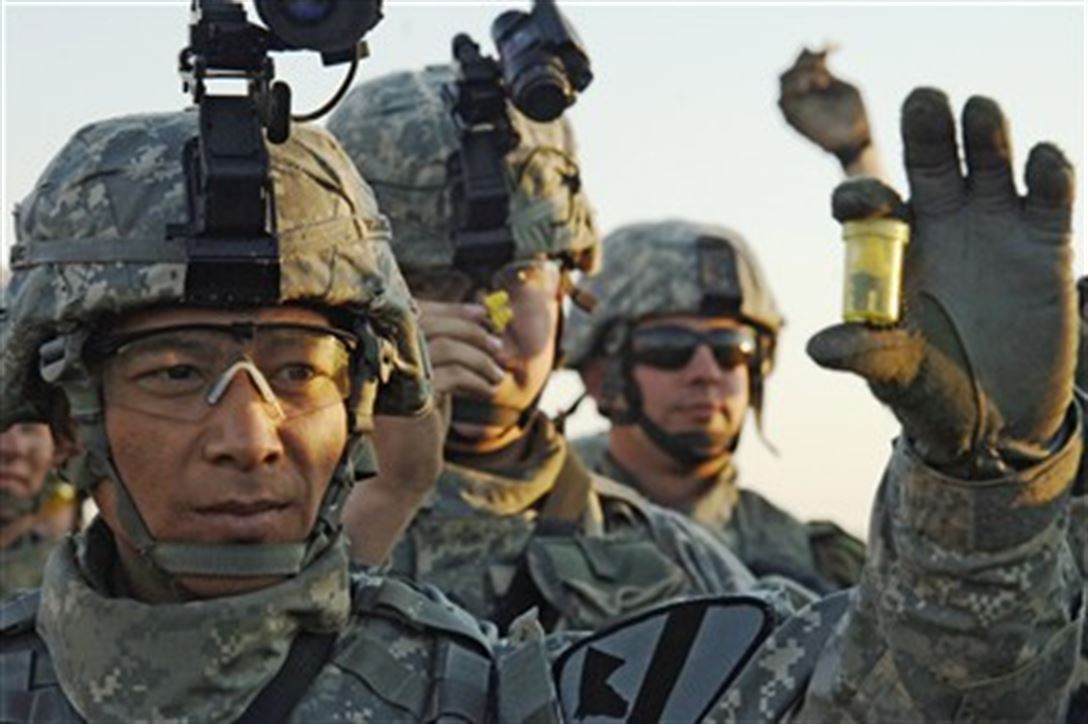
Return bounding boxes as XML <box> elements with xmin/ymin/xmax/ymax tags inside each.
<box><xmin>3</xmin><ymin>1</ymin><xmax>1084</xmax><ymax>536</ymax></box>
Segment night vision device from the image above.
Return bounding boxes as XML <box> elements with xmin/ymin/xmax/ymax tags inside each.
<box><xmin>444</xmin><ymin>0</ymin><xmax>593</xmax><ymax>286</ymax></box>
<box><xmin>170</xmin><ymin>0</ymin><xmax>381</xmax><ymax>307</ymax></box>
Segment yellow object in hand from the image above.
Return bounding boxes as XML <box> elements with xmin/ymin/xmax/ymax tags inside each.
<box><xmin>40</xmin><ymin>481</ymin><xmax>76</xmax><ymax>515</ymax></box>
<box><xmin>841</xmin><ymin>218</ymin><xmax>910</xmax><ymax>326</ymax></box>
<box><xmin>483</xmin><ymin>290</ymin><xmax>514</xmax><ymax>333</ymax></box>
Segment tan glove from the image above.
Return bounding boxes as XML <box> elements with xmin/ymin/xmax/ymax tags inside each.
<box><xmin>808</xmin><ymin>88</ymin><xmax>1077</xmax><ymax>477</ymax></box>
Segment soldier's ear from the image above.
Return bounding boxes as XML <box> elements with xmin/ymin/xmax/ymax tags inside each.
<box><xmin>47</xmin><ymin>390</ymin><xmax>81</xmax><ymax>466</ymax></box>
<box><xmin>578</xmin><ymin>358</ymin><xmax>607</xmax><ymax>401</ymax></box>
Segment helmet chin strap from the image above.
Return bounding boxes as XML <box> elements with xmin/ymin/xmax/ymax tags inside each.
<box><xmin>79</xmin><ymin>425</ymin><xmax>358</xmax><ymax>581</ymax></box>
<box><xmin>633</xmin><ymin>409</ymin><xmax>738</xmax><ymax>469</ymax></box>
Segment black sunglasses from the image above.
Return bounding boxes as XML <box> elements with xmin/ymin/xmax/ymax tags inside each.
<box><xmin>630</xmin><ymin>325</ymin><xmax>757</xmax><ymax>371</ymax></box>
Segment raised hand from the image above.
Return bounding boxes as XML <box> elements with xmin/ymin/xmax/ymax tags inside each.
<box><xmin>808</xmin><ymin>88</ymin><xmax>1077</xmax><ymax>476</ymax></box>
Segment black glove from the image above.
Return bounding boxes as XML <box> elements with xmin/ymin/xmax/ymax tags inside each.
<box><xmin>808</xmin><ymin>88</ymin><xmax>1077</xmax><ymax>477</ymax></box>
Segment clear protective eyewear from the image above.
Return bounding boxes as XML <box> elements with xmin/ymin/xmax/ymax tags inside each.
<box><xmin>411</xmin><ymin>258</ymin><xmax>564</xmax><ymax>306</ymax></box>
<box><xmin>412</xmin><ymin>259</ymin><xmax>564</xmax><ymax>354</ymax></box>
<box><xmin>91</xmin><ymin>323</ymin><xmax>358</xmax><ymax>423</ymax></box>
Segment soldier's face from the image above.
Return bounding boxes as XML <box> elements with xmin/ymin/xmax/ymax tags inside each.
<box><xmin>95</xmin><ymin>305</ymin><xmax>350</xmax><ymax>597</ymax></box>
<box><xmin>0</xmin><ymin>423</ymin><xmax>56</xmax><ymax>522</ymax></box>
<box><xmin>411</xmin><ymin>259</ymin><xmax>563</xmax><ymax>442</ymax></box>
<box><xmin>631</xmin><ymin>316</ymin><xmax>751</xmax><ymax>449</ymax></box>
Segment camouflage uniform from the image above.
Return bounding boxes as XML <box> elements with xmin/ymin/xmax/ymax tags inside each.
<box><xmin>1072</xmin><ymin>278</ymin><xmax>1088</xmax><ymax>718</ymax></box>
<box><xmin>328</xmin><ymin>68</ymin><xmax>756</xmax><ymax>632</ymax></box>
<box><xmin>0</xmin><ymin>112</ymin><xmax>556</xmax><ymax>722</ymax></box>
<box><xmin>565</xmin><ymin>220</ymin><xmax>865</xmax><ymax>592</ymax></box>
<box><xmin>703</xmin><ymin>422</ymin><xmax>1083</xmax><ymax>720</ymax></box>
<box><xmin>572</xmin><ymin>431</ymin><xmax>863</xmax><ymax>592</ymax></box>
<box><xmin>548</xmin><ymin>424</ymin><xmax>1083</xmax><ymax>721</ymax></box>
<box><xmin>389</xmin><ymin>415</ymin><xmax>759</xmax><ymax>630</ymax></box>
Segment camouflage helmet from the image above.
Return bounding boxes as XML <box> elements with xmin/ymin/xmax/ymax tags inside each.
<box><xmin>564</xmin><ymin>220</ymin><xmax>783</xmax><ymax>445</ymax></box>
<box><xmin>565</xmin><ymin>219</ymin><xmax>784</xmax><ymax>370</ymax></box>
<box><xmin>327</xmin><ymin>66</ymin><xmax>599</xmax><ymax>276</ymax></box>
<box><xmin>1</xmin><ymin>111</ymin><xmax>428</xmax><ymax>580</ymax></box>
<box><xmin>3</xmin><ymin>111</ymin><xmax>427</xmax><ymax>431</ymax></box>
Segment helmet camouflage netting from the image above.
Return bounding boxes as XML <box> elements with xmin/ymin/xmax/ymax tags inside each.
<box><xmin>326</xmin><ymin>65</ymin><xmax>599</xmax><ymax>276</ymax></box>
<box><xmin>564</xmin><ymin>219</ymin><xmax>784</xmax><ymax>370</ymax></box>
<box><xmin>2</xmin><ymin>110</ymin><xmax>427</xmax><ymax>431</ymax></box>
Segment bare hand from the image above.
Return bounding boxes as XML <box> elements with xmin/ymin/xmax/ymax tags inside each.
<box><xmin>342</xmin><ymin>404</ymin><xmax>448</xmax><ymax>565</ymax></box>
<box><xmin>417</xmin><ymin>299</ymin><xmax>508</xmax><ymax>399</ymax></box>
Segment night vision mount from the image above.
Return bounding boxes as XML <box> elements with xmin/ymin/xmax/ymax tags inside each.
<box><xmin>445</xmin><ymin>0</ymin><xmax>592</xmax><ymax>283</ymax></box>
<box><xmin>171</xmin><ymin>0</ymin><xmax>382</xmax><ymax>306</ymax></box>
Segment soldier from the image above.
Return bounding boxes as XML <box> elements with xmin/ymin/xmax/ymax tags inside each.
<box><xmin>778</xmin><ymin>48</ymin><xmax>1087</xmax><ymax>717</ymax></box>
<box><xmin>558</xmin><ymin>87</ymin><xmax>1082</xmax><ymax>722</ymax></box>
<box><xmin>0</xmin><ymin>112</ymin><xmax>558</xmax><ymax>722</ymax></box>
<box><xmin>564</xmin><ymin>221</ymin><xmax>866</xmax><ymax>592</ymax></box>
<box><xmin>0</xmin><ymin>420</ymin><xmax>77</xmax><ymax>599</ymax></box>
<box><xmin>775</xmin><ymin>87</ymin><xmax>1081</xmax><ymax>722</ymax></box>
<box><xmin>328</xmin><ymin>67</ymin><xmax>759</xmax><ymax>633</ymax></box>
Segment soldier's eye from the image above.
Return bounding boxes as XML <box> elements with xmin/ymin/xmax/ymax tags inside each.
<box><xmin>136</xmin><ymin>365</ymin><xmax>207</xmax><ymax>396</ymax></box>
<box><xmin>271</xmin><ymin>363</ymin><xmax>319</xmax><ymax>389</ymax></box>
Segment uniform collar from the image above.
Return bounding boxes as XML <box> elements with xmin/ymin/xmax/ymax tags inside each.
<box><xmin>434</xmin><ymin>412</ymin><xmax>569</xmax><ymax>516</ymax></box>
<box><xmin>36</xmin><ymin>520</ymin><xmax>350</xmax><ymax>723</ymax></box>
<box><xmin>597</xmin><ymin>447</ymin><xmax>741</xmax><ymax>529</ymax></box>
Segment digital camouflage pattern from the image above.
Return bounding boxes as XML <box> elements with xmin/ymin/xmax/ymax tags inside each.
<box><xmin>326</xmin><ymin>66</ymin><xmax>600</xmax><ymax>275</ymax></box>
<box><xmin>0</xmin><ymin>521</ymin><xmax>552</xmax><ymax>722</ymax></box>
<box><xmin>573</xmin><ymin>432</ymin><xmax>865</xmax><ymax>592</ymax></box>
<box><xmin>330</xmin><ymin>70</ymin><xmax>755</xmax><ymax>632</ymax></box>
<box><xmin>1</xmin><ymin>111</ymin><xmax>429</xmax><ymax>433</ymax></box>
<box><xmin>714</xmin><ymin>426</ymin><xmax>1082</xmax><ymax>720</ymax></box>
<box><xmin>541</xmin><ymin>426</ymin><xmax>1083</xmax><ymax>720</ymax></box>
<box><xmin>390</xmin><ymin>414</ymin><xmax>759</xmax><ymax>632</ymax></box>
<box><xmin>564</xmin><ymin>219</ymin><xmax>783</xmax><ymax>369</ymax></box>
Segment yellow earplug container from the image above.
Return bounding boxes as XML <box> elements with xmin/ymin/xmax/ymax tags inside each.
<box><xmin>841</xmin><ymin>218</ymin><xmax>910</xmax><ymax>326</ymax></box>
<box><xmin>40</xmin><ymin>482</ymin><xmax>76</xmax><ymax>515</ymax></box>
<box><xmin>483</xmin><ymin>290</ymin><xmax>514</xmax><ymax>333</ymax></box>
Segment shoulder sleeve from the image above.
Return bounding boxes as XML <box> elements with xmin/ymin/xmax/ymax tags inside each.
<box><xmin>350</xmin><ymin>572</ymin><xmax>497</xmax><ymax>653</ymax></box>
<box><xmin>339</xmin><ymin>573</ymin><xmax>501</xmax><ymax>722</ymax></box>
<box><xmin>796</xmin><ymin>406</ymin><xmax>1084</xmax><ymax>721</ymax></box>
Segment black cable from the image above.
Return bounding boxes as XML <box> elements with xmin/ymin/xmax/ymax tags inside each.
<box><xmin>292</xmin><ymin>53</ymin><xmax>359</xmax><ymax>122</ymax></box>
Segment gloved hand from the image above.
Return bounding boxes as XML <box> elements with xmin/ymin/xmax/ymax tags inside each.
<box><xmin>808</xmin><ymin>88</ymin><xmax>1077</xmax><ymax>477</ymax></box>
<box><xmin>778</xmin><ymin>47</ymin><xmax>871</xmax><ymax>169</ymax></box>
